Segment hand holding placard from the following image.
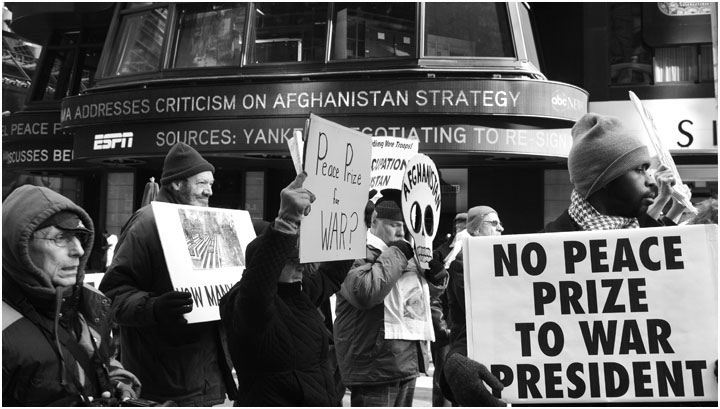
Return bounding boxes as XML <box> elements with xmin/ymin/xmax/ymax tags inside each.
<box><xmin>278</xmin><ymin>171</ymin><xmax>316</xmax><ymax>229</ymax></box>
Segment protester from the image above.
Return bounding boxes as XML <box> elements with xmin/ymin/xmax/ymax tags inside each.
<box><xmin>218</xmin><ymin>171</ymin><xmax>352</xmax><ymax>406</ymax></box>
<box><xmin>544</xmin><ymin>113</ymin><xmax>680</xmax><ymax>232</ymax></box>
<box><xmin>3</xmin><ymin>185</ymin><xmax>141</xmax><ymax>406</ymax></box>
<box><xmin>429</xmin><ymin>212</ymin><xmax>466</xmax><ymax>407</ymax></box>
<box><xmin>439</xmin><ymin>113</ymin><xmax>703</xmax><ymax>406</ymax></box>
<box><xmin>334</xmin><ymin>189</ymin><xmax>448</xmax><ymax>407</ymax></box>
<box><xmin>438</xmin><ymin>206</ymin><xmax>507</xmax><ymax>407</ymax></box>
<box><xmin>99</xmin><ymin>143</ymin><xmax>237</xmax><ymax>406</ymax></box>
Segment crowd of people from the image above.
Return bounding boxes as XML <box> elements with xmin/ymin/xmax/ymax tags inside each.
<box><xmin>3</xmin><ymin>112</ymin><xmax>717</xmax><ymax>407</ymax></box>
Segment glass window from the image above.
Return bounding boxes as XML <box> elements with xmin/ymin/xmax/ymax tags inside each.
<box><xmin>424</xmin><ymin>3</ymin><xmax>514</xmax><ymax>58</ymax></box>
<box><xmin>172</xmin><ymin>3</ymin><xmax>247</xmax><ymax>68</ymax></box>
<box><xmin>248</xmin><ymin>3</ymin><xmax>328</xmax><ymax>64</ymax></box>
<box><xmin>608</xmin><ymin>4</ymin><xmax>713</xmax><ymax>85</ymax></box>
<box><xmin>105</xmin><ymin>6</ymin><xmax>167</xmax><ymax>76</ymax></box>
<box><xmin>244</xmin><ymin>171</ymin><xmax>264</xmax><ymax>220</ymax></box>
<box><xmin>331</xmin><ymin>3</ymin><xmax>416</xmax><ymax>60</ymax></box>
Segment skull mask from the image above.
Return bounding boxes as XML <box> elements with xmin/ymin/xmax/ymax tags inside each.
<box><xmin>401</xmin><ymin>154</ymin><xmax>441</xmax><ymax>269</ymax></box>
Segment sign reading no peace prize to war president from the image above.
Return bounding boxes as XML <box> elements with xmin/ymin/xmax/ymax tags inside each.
<box><xmin>463</xmin><ymin>225</ymin><xmax>718</xmax><ymax>404</ymax></box>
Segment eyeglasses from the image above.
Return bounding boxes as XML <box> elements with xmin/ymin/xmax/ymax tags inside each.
<box><xmin>482</xmin><ymin>220</ymin><xmax>503</xmax><ymax>228</ymax></box>
<box><xmin>33</xmin><ymin>231</ymin><xmax>90</xmax><ymax>248</ymax></box>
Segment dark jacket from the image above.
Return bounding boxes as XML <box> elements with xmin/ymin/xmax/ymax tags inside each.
<box><xmin>99</xmin><ymin>188</ymin><xmax>237</xmax><ymax>406</ymax></box>
<box><xmin>2</xmin><ymin>185</ymin><xmax>139</xmax><ymax>406</ymax></box>
<box><xmin>219</xmin><ymin>226</ymin><xmax>352</xmax><ymax>406</ymax></box>
<box><xmin>334</xmin><ymin>237</ymin><xmax>446</xmax><ymax>386</ymax></box>
<box><xmin>541</xmin><ymin>209</ymin><xmax>666</xmax><ymax>233</ymax></box>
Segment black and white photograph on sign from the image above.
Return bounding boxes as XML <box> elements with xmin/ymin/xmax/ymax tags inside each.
<box><xmin>153</xmin><ymin>202</ymin><xmax>256</xmax><ymax>323</ymax></box>
<box><xmin>179</xmin><ymin>208</ymin><xmax>244</xmax><ymax>270</ymax></box>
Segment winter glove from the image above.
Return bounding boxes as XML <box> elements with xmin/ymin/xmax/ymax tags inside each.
<box><xmin>425</xmin><ymin>259</ymin><xmax>448</xmax><ymax>286</ymax></box>
<box><xmin>277</xmin><ymin>171</ymin><xmax>316</xmax><ymax>232</ymax></box>
<box><xmin>444</xmin><ymin>353</ymin><xmax>507</xmax><ymax>407</ymax></box>
<box><xmin>153</xmin><ymin>291</ymin><xmax>193</xmax><ymax>324</ymax></box>
<box><xmin>388</xmin><ymin>240</ymin><xmax>414</xmax><ymax>261</ymax></box>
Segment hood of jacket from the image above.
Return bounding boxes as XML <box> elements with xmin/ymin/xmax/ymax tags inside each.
<box><xmin>2</xmin><ymin>185</ymin><xmax>95</xmax><ymax>301</ymax></box>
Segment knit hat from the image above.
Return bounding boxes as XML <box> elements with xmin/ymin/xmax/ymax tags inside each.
<box><xmin>454</xmin><ymin>213</ymin><xmax>468</xmax><ymax>223</ymax></box>
<box><xmin>374</xmin><ymin>189</ymin><xmax>403</xmax><ymax>221</ymax></box>
<box><xmin>568</xmin><ymin>113</ymin><xmax>650</xmax><ymax>199</ymax></box>
<box><xmin>37</xmin><ymin>210</ymin><xmax>91</xmax><ymax>233</ymax></box>
<box><xmin>467</xmin><ymin>206</ymin><xmax>496</xmax><ymax>232</ymax></box>
<box><xmin>160</xmin><ymin>143</ymin><xmax>215</xmax><ymax>185</ymax></box>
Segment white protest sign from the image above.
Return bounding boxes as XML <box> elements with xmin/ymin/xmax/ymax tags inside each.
<box><xmin>300</xmin><ymin>113</ymin><xmax>372</xmax><ymax>263</ymax></box>
<box><xmin>401</xmin><ymin>154</ymin><xmax>442</xmax><ymax>269</ymax></box>
<box><xmin>464</xmin><ymin>225</ymin><xmax>718</xmax><ymax>404</ymax></box>
<box><xmin>153</xmin><ymin>202</ymin><xmax>256</xmax><ymax>323</ymax></box>
<box><xmin>370</xmin><ymin>137</ymin><xmax>419</xmax><ymax>202</ymax></box>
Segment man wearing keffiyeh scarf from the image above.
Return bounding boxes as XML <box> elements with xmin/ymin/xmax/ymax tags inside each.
<box><xmin>544</xmin><ymin>112</ymin><xmax>681</xmax><ymax>232</ymax></box>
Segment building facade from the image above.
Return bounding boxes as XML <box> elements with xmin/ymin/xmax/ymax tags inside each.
<box><xmin>3</xmin><ymin>3</ymin><xmax>716</xmax><ymax>263</ymax></box>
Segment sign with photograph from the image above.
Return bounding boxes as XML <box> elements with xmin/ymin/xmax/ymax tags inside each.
<box><xmin>463</xmin><ymin>225</ymin><xmax>718</xmax><ymax>404</ymax></box>
<box><xmin>153</xmin><ymin>202</ymin><xmax>256</xmax><ymax>323</ymax></box>
<box><xmin>370</xmin><ymin>136</ymin><xmax>419</xmax><ymax>201</ymax></box>
<box><xmin>299</xmin><ymin>113</ymin><xmax>372</xmax><ymax>263</ymax></box>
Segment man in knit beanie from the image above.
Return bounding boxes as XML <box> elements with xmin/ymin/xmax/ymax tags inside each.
<box><xmin>544</xmin><ymin>112</ymin><xmax>681</xmax><ymax>232</ymax></box>
<box><xmin>100</xmin><ymin>143</ymin><xmax>238</xmax><ymax>405</ymax></box>
<box><xmin>334</xmin><ymin>188</ymin><xmax>448</xmax><ymax>406</ymax></box>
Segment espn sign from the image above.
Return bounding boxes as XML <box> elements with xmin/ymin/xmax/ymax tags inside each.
<box><xmin>93</xmin><ymin>132</ymin><xmax>134</xmax><ymax>150</ymax></box>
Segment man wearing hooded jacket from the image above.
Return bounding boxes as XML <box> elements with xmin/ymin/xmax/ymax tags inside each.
<box><xmin>3</xmin><ymin>185</ymin><xmax>141</xmax><ymax>406</ymax></box>
<box><xmin>100</xmin><ymin>143</ymin><xmax>237</xmax><ymax>406</ymax></box>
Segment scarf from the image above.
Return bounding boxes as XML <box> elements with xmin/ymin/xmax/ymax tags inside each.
<box><xmin>568</xmin><ymin>189</ymin><xmax>639</xmax><ymax>231</ymax></box>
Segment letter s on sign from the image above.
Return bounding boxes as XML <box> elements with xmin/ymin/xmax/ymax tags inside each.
<box><xmin>677</xmin><ymin>119</ymin><xmax>693</xmax><ymax>148</ymax></box>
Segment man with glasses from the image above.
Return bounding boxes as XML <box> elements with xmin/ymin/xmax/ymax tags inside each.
<box><xmin>3</xmin><ymin>185</ymin><xmax>141</xmax><ymax>406</ymax></box>
<box><xmin>438</xmin><ymin>205</ymin><xmax>508</xmax><ymax>406</ymax></box>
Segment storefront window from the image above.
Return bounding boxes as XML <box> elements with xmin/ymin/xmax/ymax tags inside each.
<box><xmin>247</xmin><ymin>3</ymin><xmax>328</xmax><ymax>64</ymax></box>
<box><xmin>172</xmin><ymin>3</ymin><xmax>246</xmax><ymax>68</ymax></box>
<box><xmin>105</xmin><ymin>6</ymin><xmax>167</xmax><ymax>76</ymax></box>
<box><xmin>331</xmin><ymin>3</ymin><xmax>416</xmax><ymax>60</ymax></box>
<box><xmin>244</xmin><ymin>171</ymin><xmax>264</xmax><ymax>220</ymax></box>
<box><xmin>424</xmin><ymin>3</ymin><xmax>514</xmax><ymax>58</ymax></box>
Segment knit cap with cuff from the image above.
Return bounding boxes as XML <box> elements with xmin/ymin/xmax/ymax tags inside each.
<box><xmin>568</xmin><ymin>113</ymin><xmax>651</xmax><ymax>199</ymax></box>
<box><xmin>160</xmin><ymin>142</ymin><xmax>215</xmax><ymax>185</ymax></box>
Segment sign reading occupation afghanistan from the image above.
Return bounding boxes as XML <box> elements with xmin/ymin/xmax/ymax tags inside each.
<box><xmin>463</xmin><ymin>225</ymin><xmax>718</xmax><ymax>404</ymax></box>
<box><xmin>153</xmin><ymin>202</ymin><xmax>256</xmax><ymax>323</ymax></box>
<box><xmin>370</xmin><ymin>136</ymin><xmax>419</xmax><ymax>201</ymax></box>
<box><xmin>299</xmin><ymin>114</ymin><xmax>372</xmax><ymax>263</ymax></box>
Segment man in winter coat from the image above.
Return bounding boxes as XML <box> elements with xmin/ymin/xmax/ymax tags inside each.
<box><xmin>99</xmin><ymin>143</ymin><xmax>237</xmax><ymax>406</ymax></box>
<box><xmin>219</xmin><ymin>171</ymin><xmax>352</xmax><ymax>406</ymax></box>
<box><xmin>439</xmin><ymin>113</ymin><xmax>688</xmax><ymax>406</ymax></box>
<box><xmin>334</xmin><ymin>189</ymin><xmax>449</xmax><ymax>407</ymax></box>
<box><xmin>3</xmin><ymin>185</ymin><xmax>141</xmax><ymax>406</ymax></box>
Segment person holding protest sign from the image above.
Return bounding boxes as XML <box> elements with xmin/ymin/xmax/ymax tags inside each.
<box><xmin>544</xmin><ymin>113</ymin><xmax>684</xmax><ymax>233</ymax></box>
<box><xmin>438</xmin><ymin>206</ymin><xmax>508</xmax><ymax>407</ymax></box>
<box><xmin>3</xmin><ymin>185</ymin><xmax>141</xmax><ymax>406</ymax></box>
<box><xmin>334</xmin><ymin>189</ymin><xmax>448</xmax><ymax>407</ymax></box>
<box><xmin>218</xmin><ymin>171</ymin><xmax>353</xmax><ymax>406</ymax></box>
<box><xmin>99</xmin><ymin>143</ymin><xmax>237</xmax><ymax>406</ymax></box>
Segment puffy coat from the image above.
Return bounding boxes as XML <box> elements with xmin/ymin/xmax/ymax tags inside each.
<box><xmin>219</xmin><ymin>226</ymin><xmax>352</xmax><ymax>406</ymax></box>
<box><xmin>2</xmin><ymin>185</ymin><xmax>140</xmax><ymax>406</ymax></box>
<box><xmin>334</xmin><ymin>238</ymin><xmax>446</xmax><ymax>386</ymax></box>
<box><xmin>99</xmin><ymin>188</ymin><xmax>236</xmax><ymax>406</ymax></box>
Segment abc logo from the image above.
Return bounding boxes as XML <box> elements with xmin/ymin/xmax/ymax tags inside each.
<box><xmin>551</xmin><ymin>91</ymin><xmax>582</xmax><ymax>113</ymax></box>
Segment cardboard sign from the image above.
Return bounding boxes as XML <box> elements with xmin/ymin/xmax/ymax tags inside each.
<box><xmin>370</xmin><ymin>136</ymin><xmax>419</xmax><ymax>202</ymax></box>
<box><xmin>153</xmin><ymin>202</ymin><xmax>256</xmax><ymax>323</ymax></box>
<box><xmin>299</xmin><ymin>114</ymin><xmax>372</xmax><ymax>263</ymax></box>
<box><xmin>401</xmin><ymin>154</ymin><xmax>442</xmax><ymax>269</ymax></box>
<box><xmin>464</xmin><ymin>225</ymin><xmax>718</xmax><ymax>404</ymax></box>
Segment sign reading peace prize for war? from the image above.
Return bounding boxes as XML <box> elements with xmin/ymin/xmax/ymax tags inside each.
<box><xmin>463</xmin><ymin>225</ymin><xmax>718</xmax><ymax>404</ymax></box>
<box><xmin>299</xmin><ymin>114</ymin><xmax>372</xmax><ymax>263</ymax></box>
<box><xmin>153</xmin><ymin>202</ymin><xmax>256</xmax><ymax>323</ymax></box>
